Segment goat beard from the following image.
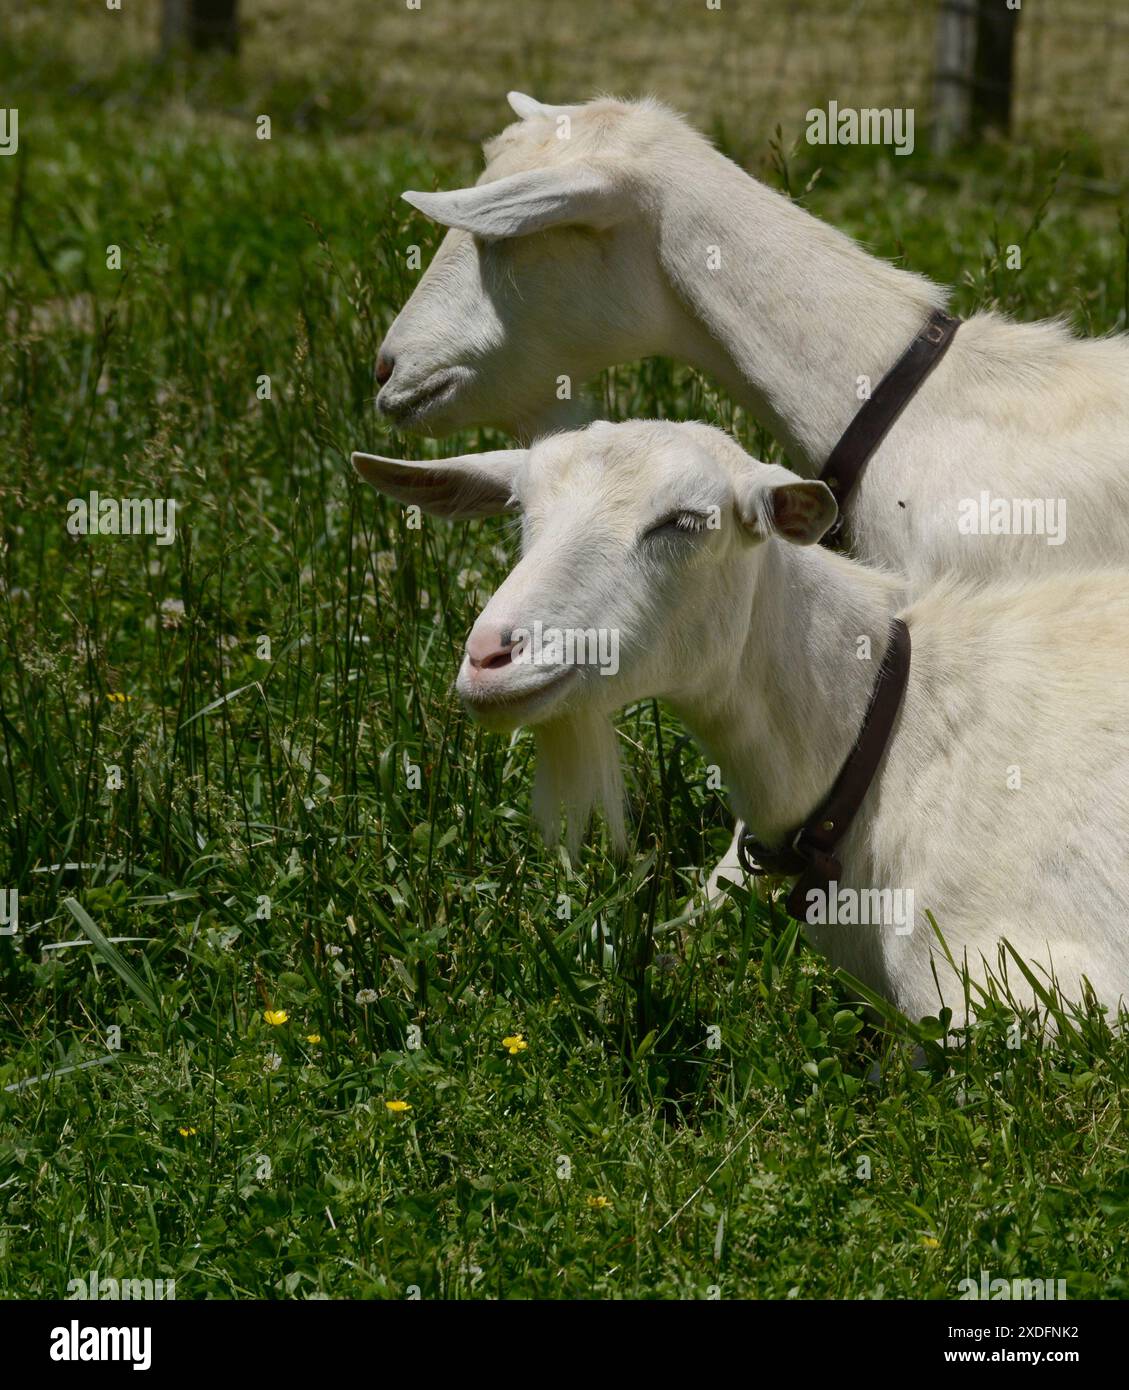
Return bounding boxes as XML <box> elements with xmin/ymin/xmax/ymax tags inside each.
<box><xmin>532</xmin><ymin>709</ymin><xmax>626</xmax><ymax>857</ymax></box>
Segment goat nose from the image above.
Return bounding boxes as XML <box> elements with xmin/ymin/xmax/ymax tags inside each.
<box><xmin>466</xmin><ymin>627</ymin><xmax>517</xmax><ymax>671</ymax></box>
<box><xmin>375</xmin><ymin>351</ymin><xmax>395</xmax><ymax>387</ymax></box>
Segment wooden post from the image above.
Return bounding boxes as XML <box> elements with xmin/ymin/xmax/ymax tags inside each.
<box><xmin>933</xmin><ymin>0</ymin><xmax>1020</xmax><ymax>153</ymax></box>
<box><xmin>932</xmin><ymin>0</ymin><xmax>977</xmax><ymax>154</ymax></box>
<box><xmin>159</xmin><ymin>0</ymin><xmax>189</xmax><ymax>53</ymax></box>
<box><xmin>161</xmin><ymin>0</ymin><xmax>240</xmax><ymax>55</ymax></box>
<box><xmin>972</xmin><ymin>1</ymin><xmax>1021</xmax><ymax>138</ymax></box>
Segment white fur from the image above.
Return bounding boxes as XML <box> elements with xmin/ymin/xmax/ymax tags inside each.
<box><xmin>355</xmin><ymin>421</ymin><xmax>1129</xmax><ymax>1026</ymax></box>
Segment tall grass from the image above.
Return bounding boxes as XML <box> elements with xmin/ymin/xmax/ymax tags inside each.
<box><xmin>1</xmin><ymin>49</ymin><xmax>1128</xmax><ymax>1299</ymax></box>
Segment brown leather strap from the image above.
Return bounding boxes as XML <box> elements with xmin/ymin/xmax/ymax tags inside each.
<box><xmin>737</xmin><ymin>618</ymin><xmax>911</xmax><ymax>920</ymax></box>
<box><xmin>820</xmin><ymin>308</ymin><xmax>960</xmax><ymax>537</ymax></box>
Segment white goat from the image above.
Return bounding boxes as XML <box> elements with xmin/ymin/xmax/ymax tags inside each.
<box><xmin>376</xmin><ymin>89</ymin><xmax>1129</xmax><ymax>899</ymax></box>
<box><xmin>377</xmin><ymin>90</ymin><xmax>1129</xmax><ymax>586</ymax></box>
<box><xmin>354</xmin><ymin>420</ymin><xmax>1129</xmax><ymax>1026</ymax></box>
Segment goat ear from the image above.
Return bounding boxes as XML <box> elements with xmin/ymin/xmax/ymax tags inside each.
<box><xmin>351</xmin><ymin>450</ymin><xmax>525</xmax><ymax>520</ymax></box>
<box><xmin>401</xmin><ymin>165</ymin><xmax>629</xmax><ymax>240</ymax></box>
<box><xmin>507</xmin><ymin>91</ymin><xmax>573</xmax><ymax>121</ymax></box>
<box><xmin>736</xmin><ymin>475</ymin><xmax>838</xmax><ymax>546</ymax></box>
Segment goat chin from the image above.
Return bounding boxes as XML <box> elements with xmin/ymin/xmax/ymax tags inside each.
<box><xmin>532</xmin><ymin>709</ymin><xmax>626</xmax><ymax>858</ymax></box>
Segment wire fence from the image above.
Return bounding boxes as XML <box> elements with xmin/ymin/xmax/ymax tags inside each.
<box><xmin>12</xmin><ymin>0</ymin><xmax>1129</xmax><ymax>166</ymax></box>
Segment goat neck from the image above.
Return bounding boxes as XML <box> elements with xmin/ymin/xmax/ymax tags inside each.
<box><xmin>670</xmin><ymin>539</ymin><xmax>903</xmax><ymax>846</ymax></box>
<box><xmin>653</xmin><ymin>155</ymin><xmax>947</xmax><ymax>473</ymax></box>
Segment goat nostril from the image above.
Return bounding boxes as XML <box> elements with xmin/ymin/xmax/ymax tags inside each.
<box><xmin>467</xmin><ymin>632</ymin><xmax>518</xmax><ymax>671</ymax></box>
<box><xmin>375</xmin><ymin>352</ymin><xmax>395</xmax><ymax>387</ymax></box>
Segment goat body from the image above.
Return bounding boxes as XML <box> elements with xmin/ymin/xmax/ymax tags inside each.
<box><xmin>354</xmin><ymin>420</ymin><xmax>1129</xmax><ymax>1025</ymax></box>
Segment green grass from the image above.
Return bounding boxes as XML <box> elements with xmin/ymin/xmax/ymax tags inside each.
<box><xmin>2</xmin><ymin>40</ymin><xmax>1129</xmax><ymax>1301</ymax></box>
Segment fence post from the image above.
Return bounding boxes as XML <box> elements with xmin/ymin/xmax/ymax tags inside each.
<box><xmin>972</xmin><ymin>1</ymin><xmax>1021</xmax><ymax>138</ymax></box>
<box><xmin>933</xmin><ymin>0</ymin><xmax>1020</xmax><ymax>153</ymax></box>
<box><xmin>161</xmin><ymin>0</ymin><xmax>240</xmax><ymax>55</ymax></box>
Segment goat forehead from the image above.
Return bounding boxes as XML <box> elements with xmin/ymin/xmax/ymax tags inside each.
<box><xmin>522</xmin><ymin>432</ymin><xmax>724</xmax><ymax>517</ymax></box>
<box><xmin>522</xmin><ymin>444</ymin><xmax>607</xmax><ymax>507</ymax></box>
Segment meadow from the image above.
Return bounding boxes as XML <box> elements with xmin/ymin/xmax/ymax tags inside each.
<box><xmin>1</xmin><ymin>8</ymin><xmax>1129</xmax><ymax>1299</ymax></box>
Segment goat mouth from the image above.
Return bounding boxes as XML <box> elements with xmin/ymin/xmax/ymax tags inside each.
<box><xmin>378</xmin><ymin>369</ymin><xmax>461</xmax><ymax>427</ymax></box>
<box><xmin>459</xmin><ymin>666</ymin><xmax>580</xmax><ymax>727</ymax></box>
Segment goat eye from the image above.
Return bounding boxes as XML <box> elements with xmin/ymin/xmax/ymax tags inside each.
<box><xmin>644</xmin><ymin>511</ymin><xmax>706</xmax><ymax>541</ymax></box>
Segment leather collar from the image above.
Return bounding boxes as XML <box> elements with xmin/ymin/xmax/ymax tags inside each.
<box><xmin>821</xmin><ymin>307</ymin><xmax>960</xmax><ymax>543</ymax></box>
<box><xmin>737</xmin><ymin>617</ymin><xmax>911</xmax><ymax>920</ymax></box>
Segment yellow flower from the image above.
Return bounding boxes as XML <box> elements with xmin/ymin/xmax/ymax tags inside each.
<box><xmin>921</xmin><ymin>1236</ymin><xmax>940</xmax><ymax>1248</ymax></box>
<box><xmin>385</xmin><ymin>1100</ymin><xmax>411</xmax><ymax>1113</ymax></box>
<box><xmin>264</xmin><ymin>1009</ymin><xmax>288</xmax><ymax>1026</ymax></box>
<box><xmin>587</xmin><ymin>1195</ymin><xmax>611</xmax><ymax>1210</ymax></box>
<box><xmin>305</xmin><ymin>1033</ymin><xmax>321</xmax><ymax>1045</ymax></box>
<box><xmin>178</xmin><ymin>1126</ymin><xmax>197</xmax><ymax>1137</ymax></box>
<box><xmin>502</xmin><ymin>1033</ymin><xmax>528</xmax><ymax>1055</ymax></box>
